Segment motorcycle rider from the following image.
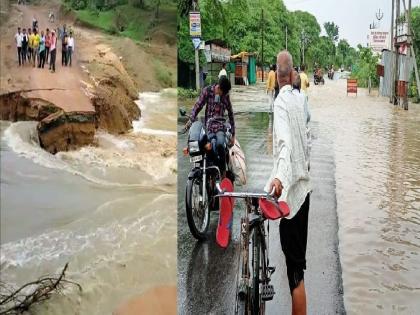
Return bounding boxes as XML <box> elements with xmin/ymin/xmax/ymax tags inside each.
<box><xmin>186</xmin><ymin>76</ymin><xmax>235</xmax><ymax>177</ymax></box>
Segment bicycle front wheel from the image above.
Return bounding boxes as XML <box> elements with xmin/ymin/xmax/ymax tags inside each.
<box><xmin>251</xmin><ymin>228</ymin><xmax>261</xmax><ymax>314</ymax></box>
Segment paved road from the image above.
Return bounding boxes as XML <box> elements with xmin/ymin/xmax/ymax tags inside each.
<box><xmin>177</xmin><ymin>85</ymin><xmax>345</xmax><ymax>314</ymax></box>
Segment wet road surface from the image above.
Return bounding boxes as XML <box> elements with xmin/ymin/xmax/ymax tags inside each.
<box><xmin>177</xmin><ymin>83</ymin><xmax>345</xmax><ymax>314</ymax></box>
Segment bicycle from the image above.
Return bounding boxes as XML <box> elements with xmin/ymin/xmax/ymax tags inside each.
<box><xmin>215</xmin><ymin>189</ymin><xmax>290</xmax><ymax>314</ymax></box>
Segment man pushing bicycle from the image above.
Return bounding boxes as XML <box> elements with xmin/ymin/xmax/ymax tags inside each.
<box><xmin>266</xmin><ymin>50</ymin><xmax>311</xmax><ymax>315</ymax></box>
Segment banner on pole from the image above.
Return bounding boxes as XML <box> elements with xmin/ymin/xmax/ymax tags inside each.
<box><xmin>189</xmin><ymin>11</ymin><xmax>201</xmax><ymax>37</ymax></box>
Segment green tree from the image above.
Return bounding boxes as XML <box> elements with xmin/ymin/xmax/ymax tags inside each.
<box><xmin>292</xmin><ymin>10</ymin><xmax>320</xmax><ymax>65</ymax></box>
<box><xmin>352</xmin><ymin>45</ymin><xmax>379</xmax><ymax>87</ymax></box>
<box><xmin>324</xmin><ymin>21</ymin><xmax>339</xmax><ymax>43</ymax></box>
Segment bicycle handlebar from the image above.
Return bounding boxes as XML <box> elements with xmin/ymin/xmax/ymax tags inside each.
<box><xmin>215</xmin><ymin>190</ymin><xmax>278</xmax><ymax>203</ymax></box>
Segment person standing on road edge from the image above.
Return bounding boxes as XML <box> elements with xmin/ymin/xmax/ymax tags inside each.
<box><xmin>266</xmin><ymin>51</ymin><xmax>311</xmax><ymax>315</ymax></box>
<box><xmin>49</xmin><ymin>30</ymin><xmax>57</xmax><ymax>73</ymax></box>
<box><xmin>266</xmin><ymin>64</ymin><xmax>276</xmax><ymax>112</ymax></box>
<box><xmin>38</xmin><ymin>30</ymin><xmax>46</xmax><ymax>68</ymax></box>
<box><xmin>27</xmin><ymin>28</ymin><xmax>33</xmax><ymax>63</ymax></box>
<box><xmin>299</xmin><ymin>64</ymin><xmax>310</xmax><ymax>95</ymax></box>
<box><xmin>45</xmin><ymin>28</ymin><xmax>51</xmax><ymax>64</ymax></box>
<box><xmin>62</xmin><ymin>33</ymin><xmax>68</xmax><ymax>66</ymax></box>
<box><xmin>67</xmin><ymin>32</ymin><xmax>74</xmax><ymax>67</ymax></box>
<box><xmin>31</xmin><ymin>28</ymin><xmax>40</xmax><ymax>68</ymax></box>
<box><xmin>21</xmin><ymin>28</ymin><xmax>28</xmax><ymax>65</ymax></box>
<box><xmin>186</xmin><ymin>76</ymin><xmax>235</xmax><ymax>177</ymax></box>
<box><xmin>14</xmin><ymin>27</ymin><xmax>23</xmax><ymax>66</ymax></box>
<box><xmin>218</xmin><ymin>63</ymin><xmax>227</xmax><ymax>79</ymax></box>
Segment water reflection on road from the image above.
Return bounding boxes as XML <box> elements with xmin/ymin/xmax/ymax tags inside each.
<box><xmin>177</xmin><ymin>82</ymin><xmax>344</xmax><ymax>314</ymax></box>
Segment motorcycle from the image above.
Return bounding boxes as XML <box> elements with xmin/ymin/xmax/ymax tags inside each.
<box><xmin>180</xmin><ymin>109</ymin><xmax>233</xmax><ymax>240</ymax></box>
<box><xmin>328</xmin><ymin>68</ymin><xmax>334</xmax><ymax>80</ymax></box>
<box><xmin>314</xmin><ymin>68</ymin><xmax>325</xmax><ymax>85</ymax></box>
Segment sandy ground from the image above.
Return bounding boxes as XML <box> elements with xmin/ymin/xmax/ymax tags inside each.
<box><xmin>114</xmin><ymin>286</ymin><xmax>177</xmax><ymax>315</ymax></box>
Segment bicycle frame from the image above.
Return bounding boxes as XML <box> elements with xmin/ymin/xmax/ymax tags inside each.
<box><xmin>216</xmin><ymin>191</ymin><xmax>276</xmax><ymax>314</ymax></box>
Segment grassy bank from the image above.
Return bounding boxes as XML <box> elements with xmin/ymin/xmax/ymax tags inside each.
<box><xmin>69</xmin><ymin>3</ymin><xmax>176</xmax><ymax>42</ymax></box>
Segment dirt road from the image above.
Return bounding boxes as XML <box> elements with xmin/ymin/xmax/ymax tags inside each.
<box><xmin>1</xmin><ymin>3</ymin><xmax>94</xmax><ymax>113</ymax></box>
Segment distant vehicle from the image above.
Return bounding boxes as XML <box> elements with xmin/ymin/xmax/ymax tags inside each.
<box><xmin>328</xmin><ymin>68</ymin><xmax>334</xmax><ymax>80</ymax></box>
<box><xmin>314</xmin><ymin>68</ymin><xmax>325</xmax><ymax>85</ymax></box>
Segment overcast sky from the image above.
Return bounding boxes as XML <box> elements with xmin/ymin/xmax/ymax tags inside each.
<box><xmin>283</xmin><ymin>0</ymin><xmax>420</xmax><ymax>47</ymax></box>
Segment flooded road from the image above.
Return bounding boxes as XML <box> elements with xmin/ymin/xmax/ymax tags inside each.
<box><xmin>310</xmin><ymin>80</ymin><xmax>420</xmax><ymax>314</ymax></box>
<box><xmin>177</xmin><ymin>82</ymin><xmax>345</xmax><ymax>314</ymax></box>
<box><xmin>0</xmin><ymin>90</ymin><xmax>177</xmax><ymax>314</ymax></box>
<box><xmin>178</xmin><ymin>79</ymin><xmax>420</xmax><ymax>314</ymax></box>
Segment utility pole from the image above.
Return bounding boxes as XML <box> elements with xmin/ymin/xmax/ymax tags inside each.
<box><xmin>189</xmin><ymin>6</ymin><xmax>201</xmax><ymax>91</ymax></box>
<box><xmin>261</xmin><ymin>9</ymin><xmax>264</xmax><ymax>82</ymax></box>
<box><xmin>394</xmin><ymin>0</ymin><xmax>400</xmax><ymax>106</ymax></box>
<box><xmin>390</xmin><ymin>0</ymin><xmax>395</xmax><ymax>104</ymax></box>
<box><xmin>195</xmin><ymin>48</ymin><xmax>200</xmax><ymax>91</ymax></box>
<box><xmin>403</xmin><ymin>0</ymin><xmax>411</xmax><ymax>109</ymax></box>
<box><xmin>286</xmin><ymin>25</ymin><xmax>288</xmax><ymax>51</ymax></box>
<box><xmin>401</xmin><ymin>0</ymin><xmax>420</xmax><ymax>100</ymax></box>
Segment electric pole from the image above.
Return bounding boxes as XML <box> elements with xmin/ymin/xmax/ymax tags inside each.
<box><xmin>261</xmin><ymin>9</ymin><xmax>264</xmax><ymax>82</ymax></box>
<box><xmin>394</xmin><ymin>0</ymin><xmax>400</xmax><ymax>106</ymax></box>
<box><xmin>403</xmin><ymin>0</ymin><xmax>412</xmax><ymax>109</ymax></box>
<box><xmin>286</xmin><ymin>25</ymin><xmax>288</xmax><ymax>51</ymax></box>
<box><xmin>390</xmin><ymin>0</ymin><xmax>395</xmax><ymax>104</ymax></box>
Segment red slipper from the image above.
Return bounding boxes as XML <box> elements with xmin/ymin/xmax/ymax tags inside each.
<box><xmin>259</xmin><ymin>198</ymin><xmax>290</xmax><ymax>220</ymax></box>
<box><xmin>216</xmin><ymin>178</ymin><xmax>234</xmax><ymax>248</ymax></box>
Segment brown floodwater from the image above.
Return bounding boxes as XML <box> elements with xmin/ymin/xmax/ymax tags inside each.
<box><xmin>0</xmin><ymin>90</ymin><xmax>177</xmax><ymax>314</ymax></box>
<box><xmin>309</xmin><ymin>79</ymin><xmax>420</xmax><ymax>314</ymax></box>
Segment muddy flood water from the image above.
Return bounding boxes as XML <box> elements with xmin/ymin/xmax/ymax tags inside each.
<box><xmin>311</xmin><ymin>80</ymin><xmax>420</xmax><ymax>314</ymax></box>
<box><xmin>178</xmin><ymin>79</ymin><xmax>420</xmax><ymax>314</ymax></box>
<box><xmin>0</xmin><ymin>90</ymin><xmax>177</xmax><ymax>314</ymax></box>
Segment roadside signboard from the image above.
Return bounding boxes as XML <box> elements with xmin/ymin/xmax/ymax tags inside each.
<box><xmin>192</xmin><ymin>38</ymin><xmax>201</xmax><ymax>49</ymax></box>
<box><xmin>367</xmin><ymin>30</ymin><xmax>390</xmax><ymax>53</ymax></box>
<box><xmin>189</xmin><ymin>12</ymin><xmax>201</xmax><ymax>38</ymax></box>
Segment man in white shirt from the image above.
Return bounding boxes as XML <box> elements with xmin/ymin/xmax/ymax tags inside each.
<box><xmin>67</xmin><ymin>31</ymin><xmax>74</xmax><ymax>67</ymax></box>
<box><xmin>218</xmin><ymin>63</ymin><xmax>227</xmax><ymax>79</ymax></box>
<box><xmin>15</xmin><ymin>27</ymin><xmax>23</xmax><ymax>66</ymax></box>
<box><xmin>266</xmin><ymin>51</ymin><xmax>311</xmax><ymax>315</ymax></box>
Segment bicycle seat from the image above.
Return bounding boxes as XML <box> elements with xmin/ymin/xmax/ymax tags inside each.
<box><xmin>259</xmin><ymin>198</ymin><xmax>290</xmax><ymax>220</ymax></box>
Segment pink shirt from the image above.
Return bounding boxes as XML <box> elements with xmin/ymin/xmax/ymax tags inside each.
<box><xmin>50</xmin><ymin>34</ymin><xmax>56</xmax><ymax>51</ymax></box>
<box><xmin>45</xmin><ymin>34</ymin><xmax>51</xmax><ymax>48</ymax></box>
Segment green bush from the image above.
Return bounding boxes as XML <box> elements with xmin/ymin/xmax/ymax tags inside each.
<box><xmin>351</xmin><ymin>46</ymin><xmax>379</xmax><ymax>88</ymax></box>
<box><xmin>204</xmin><ymin>75</ymin><xmax>218</xmax><ymax>86</ymax></box>
<box><xmin>178</xmin><ymin>88</ymin><xmax>199</xmax><ymax>99</ymax></box>
<box><xmin>154</xmin><ymin>60</ymin><xmax>174</xmax><ymax>87</ymax></box>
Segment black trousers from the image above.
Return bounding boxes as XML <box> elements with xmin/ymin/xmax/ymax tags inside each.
<box><xmin>17</xmin><ymin>47</ymin><xmax>22</xmax><ymax>65</ymax></box>
<box><xmin>39</xmin><ymin>50</ymin><xmax>45</xmax><ymax>68</ymax></box>
<box><xmin>279</xmin><ymin>193</ymin><xmax>310</xmax><ymax>294</ymax></box>
<box><xmin>27</xmin><ymin>47</ymin><xmax>32</xmax><ymax>62</ymax></box>
<box><xmin>21</xmin><ymin>45</ymin><xmax>27</xmax><ymax>64</ymax></box>
<box><xmin>208</xmin><ymin>131</ymin><xmax>226</xmax><ymax>174</ymax></box>
<box><xmin>45</xmin><ymin>46</ymin><xmax>50</xmax><ymax>63</ymax></box>
<box><xmin>62</xmin><ymin>48</ymin><xmax>67</xmax><ymax>66</ymax></box>
<box><xmin>49</xmin><ymin>49</ymin><xmax>56</xmax><ymax>71</ymax></box>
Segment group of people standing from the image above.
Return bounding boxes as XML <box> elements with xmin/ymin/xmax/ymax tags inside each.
<box><xmin>14</xmin><ymin>21</ymin><xmax>75</xmax><ymax>73</ymax></box>
<box><xmin>266</xmin><ymin>63</ymin><xmax>310</xmax><ymax>112</ymax></box>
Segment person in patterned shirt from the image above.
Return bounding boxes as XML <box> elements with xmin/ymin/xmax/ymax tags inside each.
<box><xmin>187</xmin><ymin>76</ymin><xmax>235</xmax><ymax>176</ymax></box>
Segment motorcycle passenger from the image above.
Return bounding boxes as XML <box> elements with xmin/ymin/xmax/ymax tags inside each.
<box><xmin>186</xmin><ymin>76</ymin><xmax>235</xmax><ymax>176</ymax></box>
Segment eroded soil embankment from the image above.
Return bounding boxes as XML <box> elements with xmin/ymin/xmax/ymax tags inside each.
<box><xmin>0</xmin><ymin>91</ymin><xmax>95</xmax><ymax>154</ymax></box>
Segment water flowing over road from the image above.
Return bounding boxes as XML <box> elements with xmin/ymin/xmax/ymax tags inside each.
<box><xmin>0</xmin><ymin>90</ymin><xmax>177</xmax><ymax>315</ymax></box>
